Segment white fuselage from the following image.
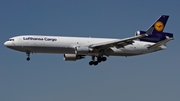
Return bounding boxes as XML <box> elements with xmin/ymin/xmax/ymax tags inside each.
<box><xmin>4</xmin><ymin>35</ymin><xmax>165</xmax><ymax>56</ymax></box>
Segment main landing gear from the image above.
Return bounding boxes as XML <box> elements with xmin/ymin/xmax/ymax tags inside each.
<box><xmin>26</xmin><ymin>52</ymin><xmax>30</xmax><ymax>61</ymax></box>
<box><xmin>89</xmin><ymin>56</ymin><xmax>107</xmax><ymax>66</ymax></box>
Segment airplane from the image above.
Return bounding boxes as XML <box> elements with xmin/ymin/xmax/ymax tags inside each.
<box><xmin>4</xmin><ymin>15</ymin><xmax>173</xmax><ymax>66</ymax></box>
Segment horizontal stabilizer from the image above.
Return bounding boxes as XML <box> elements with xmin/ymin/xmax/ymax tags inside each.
<box><xmin>148</xmin><ymin>36</ymin><xmax>173</xmax><ymax>49</ymax></box>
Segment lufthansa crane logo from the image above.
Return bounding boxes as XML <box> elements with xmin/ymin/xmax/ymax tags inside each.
<box><xmin>154</xmin><ymin>21</ymin><xmax>164</xmax><ymax>32</ymax></box>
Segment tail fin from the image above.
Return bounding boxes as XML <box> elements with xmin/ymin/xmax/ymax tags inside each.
<box><xmin>148</xmin><ymin>15</ymin><xmax>169</xmax><ymax>33</ymax></box>
<box><xmin>137</xmin><ymin>15</ymin><xmax>173</xmax><ymax>43</ymax></box>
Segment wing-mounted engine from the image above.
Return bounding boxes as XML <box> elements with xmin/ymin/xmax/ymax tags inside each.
<box><xmin>64</xmin><ymin>54</ymin><xmax>84</xmax><ymax>61</ymax></box>
<box><xmin>75</xmin><ymin>46</ymin><xmax>93</xmax><ymax>55</ymax></box>
<box><xmin>135</xmin><ymin>30</ymin><xmax>173</xmax><ymax>43</ymax></box>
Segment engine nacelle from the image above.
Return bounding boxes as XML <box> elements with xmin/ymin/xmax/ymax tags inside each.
<box><xmin>75</xmin><ymin>46</ymin><xmax>93</xmax><ymax>55</ymax></box>
<box><xmin>63</xmin><ymin>54</ymin><xmax>84</xmax><ymax>61</ymax></box>
<box><xmin>135</xmin><ymin>31</ymin><xmax>141</xmax><ymax>36</ymax></box>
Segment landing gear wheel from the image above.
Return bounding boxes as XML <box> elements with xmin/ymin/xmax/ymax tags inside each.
<box><xmin>89</xmin><ymin>61</ymin><xmax>99</xmax><ymax>66</ymax></box>
<box><xmin>97</xmin><ymin>57</ymin><xmax>102</xmax><ymax>63</ymax></box>
<box><xmin>89</xmin><ymin>61</ymin><xmax>94</xmax><ymax>65</ymax></box>
<box><xmin>26</xmin><ymin>51</ymin><xmax>31</xmax><ymax>61</ymax></box>
<box><xmin>27</xmin><ymin>57</ymin><xmax>30</xmax><ymax>61</ymax></box>
<box><xmin>89</xmin><ymin>56</ymin><xmax>107</xmax><ymax>66</ymax></box>
<box><xmin>102</xmin><ymin>57</ymin><xmax>107</xmax><ymax>62</ymax></box>
<box><xmin>94</xmin><ymin>61</ymin><xmax>98</xmax><ymax>65</ymax></box>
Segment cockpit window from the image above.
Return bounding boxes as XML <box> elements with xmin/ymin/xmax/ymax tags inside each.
<box><xmin>8</xmin><ymin>39</ymin><xmax>14</xmax><ymax>41</ymax></box>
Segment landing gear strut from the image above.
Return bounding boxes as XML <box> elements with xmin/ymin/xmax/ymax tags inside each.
<box><xmin>89</xmin><ymin>56</ymin><xmax>107</xmax><ymax>66</ymax></box>
<box><xmin>26</xmin><ymin>52</ymin><xmax>30</xmax><ymax>61</ymax></box>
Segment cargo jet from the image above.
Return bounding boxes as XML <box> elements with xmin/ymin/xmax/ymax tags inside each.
<box><xmin>4</xmin><ymin>15</ymin><xmax>173</xmax><ymax>65</ymax></box>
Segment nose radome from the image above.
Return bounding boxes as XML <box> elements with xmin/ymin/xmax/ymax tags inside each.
<box><xmin>4</xmin><ymin>41</ymin><xmax>10</xmax><ymax>46</ymax></box>
<box><xmin>4</xmin><ymin>41</ymin><xmax>7</xmax><ymax>46</ymax></box>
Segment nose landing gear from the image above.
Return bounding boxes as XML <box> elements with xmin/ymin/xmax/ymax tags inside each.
<box><xmin>26</xmin><ymin>52</ymin><xmax>30</xmax><ymax>61</ymax></box>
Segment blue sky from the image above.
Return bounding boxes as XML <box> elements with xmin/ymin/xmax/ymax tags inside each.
<box><xmin>1</xmin><ymin>0</ymin><xmax>180</xmax><ymax>101</ymax></box>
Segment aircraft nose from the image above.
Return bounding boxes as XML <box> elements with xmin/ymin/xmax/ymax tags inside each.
<box><xmin>4</xmin><ymin>41</ymin><xmax>11</xmax><ymax>46</ymax></box>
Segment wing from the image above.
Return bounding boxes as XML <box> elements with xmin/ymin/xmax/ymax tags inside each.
<box><xmin>89</xmin><ymin>27</ymin><xmax>154</xmax><ymax>49</ymax></box>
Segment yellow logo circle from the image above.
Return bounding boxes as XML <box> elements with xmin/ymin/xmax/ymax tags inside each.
<box><xmin>154</xmin><ymin>21</ymin><xmax>164</xmax><ymax>32</ymax></box>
